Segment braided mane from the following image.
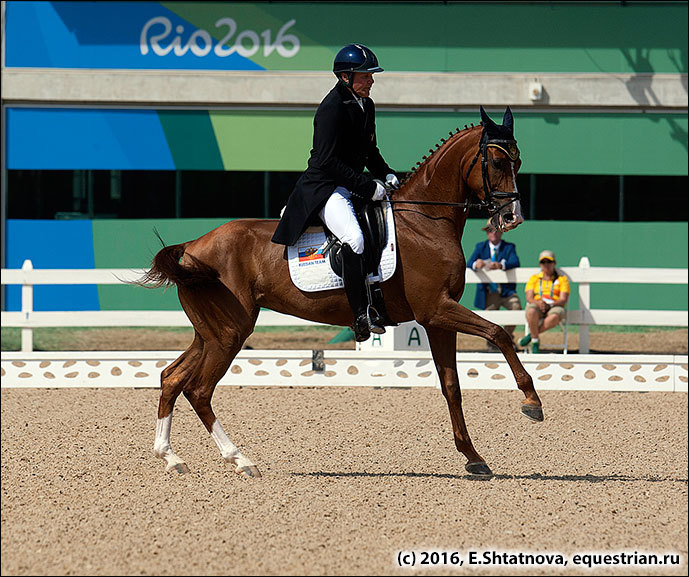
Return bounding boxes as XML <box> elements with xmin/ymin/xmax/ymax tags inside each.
<box><xmin>399</xmin><ymin>123</ymin><xmax>479</xmax><ymax>187</ymax></box>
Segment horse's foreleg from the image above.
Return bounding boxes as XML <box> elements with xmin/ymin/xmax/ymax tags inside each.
<box><xmin>183</xmin><ymin>341</ymin><xmax>262</xmax><ymax>479</ymax></box>
<box><xmin>426</xmin><ymin>327</ymin><xmax>493</xmax><ymax>477</ymax></box>
<box><xmin>427</xmin><ymin>300</ymin><xmax>543</xmax><ymax>421</ymax></box>
<box><xmin>154</xmin><ymin>334</ymin><xmax>203</xmax><ymax>473</ymax></box>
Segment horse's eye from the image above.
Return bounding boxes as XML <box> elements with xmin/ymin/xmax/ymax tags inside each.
<box><xmin>491</xmin><ymin>158</ymin><xmax>503</xmax><ymax>169</ymax></box>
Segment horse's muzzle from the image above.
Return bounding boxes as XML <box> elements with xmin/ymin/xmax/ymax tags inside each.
<box><xmin>499</xmin><ymin>211</ymin><xmax>524</xmax><ymax>232</ymax></box>
<box><xmin>497</xmin><ymin>201</ymin><xmax>524</xmax><ymax>232</ymax></box>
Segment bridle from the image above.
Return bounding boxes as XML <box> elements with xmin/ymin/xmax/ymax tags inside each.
<box><xmin>388</xmin><ymin>127</ymin><xmax>521</xmax><ymax>217</ymax></box>
<box><xmin>464</xmin><ymin>131</ymin><xmax>521</xmax><ymax>214</ymax></box>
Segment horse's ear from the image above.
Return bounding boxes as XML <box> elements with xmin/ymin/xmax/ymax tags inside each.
<box><xmin>480</xmin><ymin>106</ymin><xmax>496</xmax><ymax>129</ymax></box>
<box><xmin>502</xmin><ymin>106</ymin><xmax>514</xmax><ymax>133</ymax></box>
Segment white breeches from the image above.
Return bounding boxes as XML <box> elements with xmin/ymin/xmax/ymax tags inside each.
<box><xmin>318</xmin><ymin>186</ymin><xmax>365</xmax><ymax>254</ymax></box>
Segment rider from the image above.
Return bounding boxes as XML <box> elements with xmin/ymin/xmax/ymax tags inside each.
<box><xmin>271</xmin><ymin>43</ymin><xmax>399</xmax><ymax>342</ymax></box>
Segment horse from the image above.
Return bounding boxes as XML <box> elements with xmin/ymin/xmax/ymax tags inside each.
<box><xmin>139</xmin><ymin>106</ymin><xmax>543</xmax><ymax>480</ymax></box>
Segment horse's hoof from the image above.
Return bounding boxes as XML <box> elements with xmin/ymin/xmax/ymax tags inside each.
<box><xmin>236</xmin><ymin>465</ymin><xmax>262</xmax><ymax>479</ymax></box>
<box><xmin>521</xmin><ymin>403</ymin><xmax>544</xmax><ymax>422</ymax></box>
<box><xmin>167</xmin><ymin>462</ymin><xmax>190</xmax><ymax>475</ymax></box>
<box><xmin>465</xmin><ymin>461</ymin><xmax>494</xmax><ymax>478</ymax></box>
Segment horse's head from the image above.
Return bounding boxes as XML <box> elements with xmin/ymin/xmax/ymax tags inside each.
<box><xmin>466</xmin><ymin>107</ymin><xmax>524</xmax><ymax>232</ymax></box>
<box><xmin>396</xmin><ymin>107</ymin><xmax>525</xmax><ymax>232</ymax></box>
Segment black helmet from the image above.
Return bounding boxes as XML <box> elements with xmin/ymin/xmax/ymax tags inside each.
<box><xmin>333</xmin><ymin>44</ymin><xmax>383</xmax><ymax>75</ymax></box>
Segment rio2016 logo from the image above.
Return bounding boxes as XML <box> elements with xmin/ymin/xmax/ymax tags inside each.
<box><xmin>140</xmin><ymin>16</ymin><xmax>300</xmax><ymax>58</ymax></box>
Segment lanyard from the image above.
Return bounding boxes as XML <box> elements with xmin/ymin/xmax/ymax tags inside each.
<box><xmin>538</xmin><ymin>275</ymin><xmax>557</xmax><ymax>300</ymax></box>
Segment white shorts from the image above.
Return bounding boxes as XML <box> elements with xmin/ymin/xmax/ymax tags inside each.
<box><xmin>318</xmin><ymin>186</ymin><xmax>365</xmax><ymax>255</ymax></box>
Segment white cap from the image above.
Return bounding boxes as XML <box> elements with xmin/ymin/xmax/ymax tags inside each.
<box><xmin>538</xmin><ymin>250</ymin><xmax>555</xmax><ymax>262</ymax></box>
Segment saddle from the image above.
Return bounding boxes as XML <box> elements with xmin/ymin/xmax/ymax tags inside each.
<box><xmin>285</xmin><ymin>199</ymin><xmax>397</xmax><ymax>295</ymax></box>
<box><xmin>325</xmin><ymin>201</ymin><xmax>397</xmax><ymax>327</ymax></box>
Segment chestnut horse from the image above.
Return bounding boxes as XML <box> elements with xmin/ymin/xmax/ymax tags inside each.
<box><xmin>140</xmin><ymin>107</ymin><xmax>543</xmax><ymax>480</ymax></box>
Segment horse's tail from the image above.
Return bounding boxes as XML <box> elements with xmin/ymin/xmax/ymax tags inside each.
<box><xmin>133</xmin><ymin>233</ymin><xmax>220</xmax><ymax>289</ymax></box>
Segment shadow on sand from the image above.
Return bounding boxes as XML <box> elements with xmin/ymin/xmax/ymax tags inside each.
<box><xmin>292</xmin><ymin>470</ymin><xmax>688</xmax><ymax>484</ymax></box>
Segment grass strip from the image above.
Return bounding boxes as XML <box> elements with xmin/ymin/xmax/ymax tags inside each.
<box><xmin>2</xmin><ymin>325</ymin><xmax>685</xmax><ymax>352</ymax></box>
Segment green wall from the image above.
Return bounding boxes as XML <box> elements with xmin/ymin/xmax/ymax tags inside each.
<box><xmin>459</xmin><ymin>219</ymin><xmax>688</xmax><ymax>313</ymax></box>
<box><xmin>92</xmin><ymin>219</ymin><xmax>229</xmax><ymax>311</ymax></box>
<box><xmin>378</xmin><ymin>112</ymin><xmax>688</xmax><ymax>176</ymax></box>
<box><xmin>157</xmin><ymin>1</ymin><xmax>688</xmax><ymax>175</ymax></box>
<box><xmin>92</xmin><ymin>219</ymin><xmax>688</xmax><ymax>313</ymax></box>
<box><xmin>164</xmin><ymin>2</ymin><xmax>687</xmax><ymax>74</ymax></box>
<box><xmin>199</xmin><ymin>109</ymin><xmax>687</xmax><ymax>175</ymax></box>
<box><xmin>209</xmin><ymin>110</ymin><xmax>314</xmax><ymax>171</ymax></box>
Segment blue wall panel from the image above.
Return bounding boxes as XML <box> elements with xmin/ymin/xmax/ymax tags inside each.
<box><xmin>5</xmin><ymin>1</ymin><xmax>261</xmax><ymax>70</ymax></box>
<box><xmin>7</xmin><ymin>108</ymin><xmax>175</xmax><ymax>170</ymax></box>
<box><xmin>6</xmin><ymin>220</ymin><xmax>99</xmax><ymax>311</ymax></box>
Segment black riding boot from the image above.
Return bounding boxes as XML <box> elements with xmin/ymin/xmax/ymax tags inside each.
<box><xmin>341</xmin><ymin>244</ymin><xmax>384</xmax><ymax>342</ymax></box>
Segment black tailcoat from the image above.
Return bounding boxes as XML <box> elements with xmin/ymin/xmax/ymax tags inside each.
<box><xmin>271</xmin><ymin>81</ymin><xmax>393</xmax><ymax>246</ymax></box>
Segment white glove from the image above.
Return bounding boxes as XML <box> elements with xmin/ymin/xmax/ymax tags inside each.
<box><xmin>385</xmin><ymin>173</ymin><xmax>400</xmax><ymax>190</ymax></box>
<box><xmin>372</xmin><ymin>179</ymin><xmax>387</xmax><ymax>201</ymax></box>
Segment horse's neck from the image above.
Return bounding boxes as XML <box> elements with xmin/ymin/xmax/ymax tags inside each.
<box><xmin>397</xmin><ymin>127</ymin><xmax>480</xmax><ymax>204</ymax></box>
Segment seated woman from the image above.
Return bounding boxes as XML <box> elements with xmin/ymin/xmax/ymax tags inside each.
<box><xmin>519</xmin><ymin>250</ymin><xmax>569</xmax><ymax>353</ymax></box>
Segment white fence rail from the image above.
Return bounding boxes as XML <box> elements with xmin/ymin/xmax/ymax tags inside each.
<box><xmin>2</xmin><ymin>257</ymin><xmax>687</xmax><ymax>353</ymax></box>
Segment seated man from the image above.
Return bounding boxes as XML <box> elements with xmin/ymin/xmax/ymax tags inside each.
<box><xmin>467</xmin><ymin>219</ymin><xmax>522</xmax><ymax>348</ymax></box>
<box><xmin>519</xmin><ymin>250</ymin><xmax>570</xmax><ymax>353</ymax></box>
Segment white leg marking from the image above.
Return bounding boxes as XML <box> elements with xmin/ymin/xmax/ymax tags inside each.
<box><xmin>210</xmin><ymin>420</ymin><xmax>256</xmax><ymax>470</ymax></box>
<box><xmin>154</xmin><ymin>415</ymin><xmax>187</xmax><ymax>472</ymax></box>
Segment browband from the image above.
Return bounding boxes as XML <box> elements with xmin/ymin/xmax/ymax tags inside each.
<box><xmin>486</xmin><ymin>142</ymin><xmax>520</xmax><ymax>161</ymax></box>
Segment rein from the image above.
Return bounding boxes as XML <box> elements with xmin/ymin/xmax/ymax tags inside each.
<box><xmin>387</xmin><ymin>199</ymin><xmax>485</xmax><ymax>210</ymax></box>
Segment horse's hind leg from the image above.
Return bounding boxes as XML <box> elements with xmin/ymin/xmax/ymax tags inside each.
<box><xmin>426</xmin><ymin>327</ymin><xmax>492</xmax><ymax>478</ymax></box>
<box><xmin>154</xmin><ymin>334</ymin><xmax>203</xmax><ymax>473</ymax></box>
<box><xmin>176</xmin><ymin>280</ymin><xmax>262</xmax><ymax>478</ymax></box>
<box><xmin>183</xmin><ymin>339</ymin><xmax>261</xmax><ymax>479</ymax></box>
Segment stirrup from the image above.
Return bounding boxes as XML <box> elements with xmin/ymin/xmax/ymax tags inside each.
<box><xmin>367</xmin><ymin>304</ymin><xmax>386</xmax><ymax>335</ymax></box>
<box><xmin>370</xmin><ymin>283</ymin><xmax>397</xmax><ymax>327</ymax></box>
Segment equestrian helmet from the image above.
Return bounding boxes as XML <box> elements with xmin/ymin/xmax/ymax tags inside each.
<box><xmin>333</xmin><ymin>44</ymin><xmax>384</xmax><ymax>75</ymax></box>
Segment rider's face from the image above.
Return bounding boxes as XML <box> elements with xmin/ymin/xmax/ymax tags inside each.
<box><xmin>349</xmin><ymin>72</ymin><xmax>374</xmax><ymax>98</ymax></box>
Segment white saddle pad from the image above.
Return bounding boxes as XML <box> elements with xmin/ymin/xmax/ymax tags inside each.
<box><xmin>287</xmin><ymin>199</ymin><xmax>397</xmax><ymax>292</ymax></box>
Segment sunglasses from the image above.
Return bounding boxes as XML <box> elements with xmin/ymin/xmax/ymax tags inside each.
<box><xmin>539</xmin><ymin>259</ymin><xmax>554</xmax><ymax>264</ymax></box>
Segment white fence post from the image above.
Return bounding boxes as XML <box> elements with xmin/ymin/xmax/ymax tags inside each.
<box><xmin>578</xmin><ymin>256</ymin><xmax>591</xmax><ymax>354</ymax></box>
<box><xmin>21</xmin><ymin>259</ymin><xmax>34</xmax><ymax>353</ymax></box>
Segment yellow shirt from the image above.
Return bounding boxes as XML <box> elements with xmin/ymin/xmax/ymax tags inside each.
<box><xmin>525</xmin><ymin>271</ymin><xmax>570</xmax><ymax>305</ymax></box>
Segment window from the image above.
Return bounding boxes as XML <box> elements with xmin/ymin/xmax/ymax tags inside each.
<box><xmin>6</xmin><ymin>170</ymin><xmax>687</xmax><ymax>222</ymax></box>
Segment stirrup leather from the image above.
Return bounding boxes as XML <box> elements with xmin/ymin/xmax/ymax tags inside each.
<box><xmin>365</xmin><ymin>281</ymin><xmax>386</xmax><ymax>334</ymax></box>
